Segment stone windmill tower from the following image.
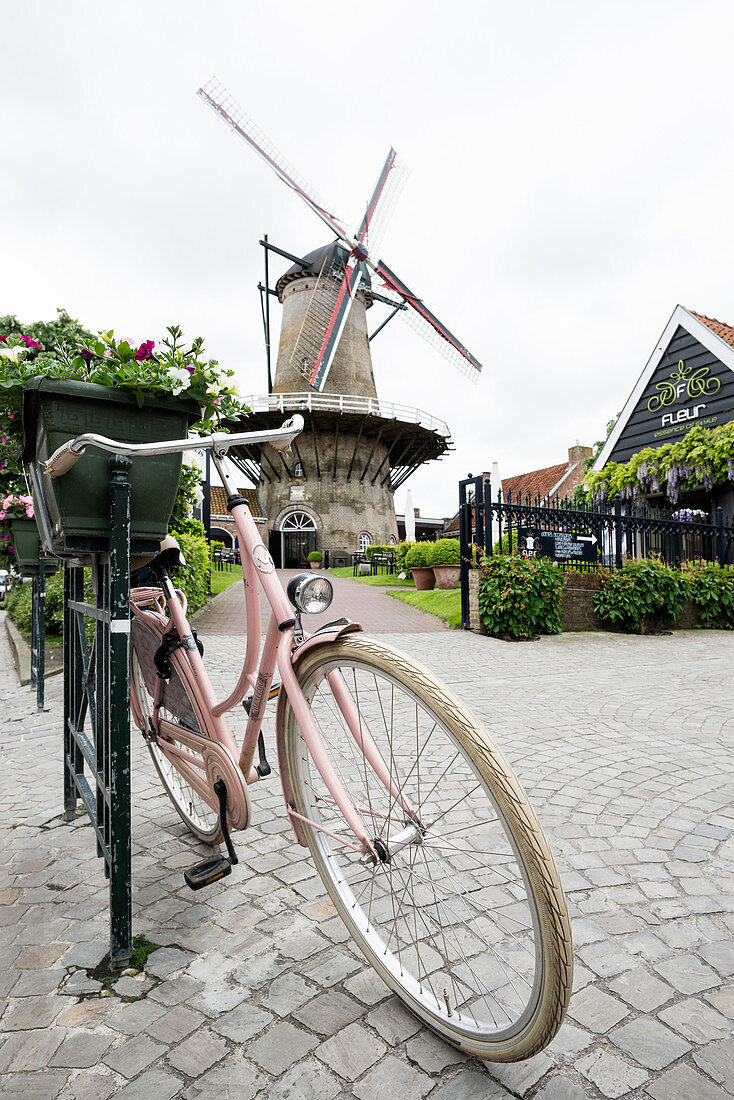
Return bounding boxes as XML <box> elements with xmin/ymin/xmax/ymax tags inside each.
<box><xmin>198</xmin><ymin>80</ymin><xmax>481</xmax><ymax>566</ymax></box>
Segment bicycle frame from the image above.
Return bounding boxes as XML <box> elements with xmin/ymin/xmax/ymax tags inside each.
<box><xmin>130</xmin><ymin>445</ymin><xmax>415</xmax><ymax>859</ymax></box>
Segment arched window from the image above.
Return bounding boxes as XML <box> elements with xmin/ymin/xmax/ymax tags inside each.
<box><xmin>389</xmin><ymin>534</ymin><xmax>397</xmax><ymax>545</ymax></box>
<box><xmin>358</xmin><ymin>532</ymin><xmax>372</xmax><ymax>553</ymax></box>
<box><xmin>281</xmin><ymin>511</ymin><xmax>316</xmax><ymax>532</ymax></box>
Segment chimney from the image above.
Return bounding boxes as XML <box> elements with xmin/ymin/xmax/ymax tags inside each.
<box><xmin>568</xmin><ymin>442</ymin><xmax>592</xmax><ymax>466</ymax></box>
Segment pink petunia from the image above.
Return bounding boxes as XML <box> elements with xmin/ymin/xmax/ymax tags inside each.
<box><xmin>20</xmin><ymin>335</ymin><xmax>41</xmax><ymax>349</ymax></box>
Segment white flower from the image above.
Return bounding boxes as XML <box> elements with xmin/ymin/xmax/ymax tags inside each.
<box><xmin>0</xmin><ymin>346</ymin><xmax>25</xmax><ymax>363</ymax></box>
<box><xmin>168</xmin><ymin>366</ymin><xmax>191</xmax><ymax>395</ymax></box>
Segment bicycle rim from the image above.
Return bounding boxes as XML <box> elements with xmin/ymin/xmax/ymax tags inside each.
<box><xmin>130</xmin><ymin>638</ymin><xmax>221</xmax><ymax>844</ymax></box>
<box><xmin>281</xmin><ymin>636</ymin><xmax>572</xmax><ymax>1060</ymax></box>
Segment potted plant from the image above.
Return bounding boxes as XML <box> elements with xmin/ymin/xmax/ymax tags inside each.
<box><xmin>0</xmin><ymin>493</ymin><xmax>40</xmax><ymax>569</ymax></box>
<box><xmin>405</xmin><ymin>541</ymin><xmax>435</xmax><ymax>590</ymax></box>
<box><xmin>308</xmin><ymin>550</ymin><xmax>323</xmax><ymax>570</ymax></box>
<box><xmin>428</xmin><ymin>538</ymin><xmax>461</xmax><ymax>589</ymax></box>
<box><xmin>1</xmin><ymin>324</ymin><xmax>246</xmax><ymax>556</ymax></box>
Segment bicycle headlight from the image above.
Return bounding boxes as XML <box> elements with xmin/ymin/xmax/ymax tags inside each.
<box><xmin>287</xmin><ymin>572</ymin><xmax>334</xmax><ymax>615</ymax></box>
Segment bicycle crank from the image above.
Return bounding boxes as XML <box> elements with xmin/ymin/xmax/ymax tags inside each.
<box><xmin>184</xmin><ymin>780</ymin><xmax>239</xmax><ymax>891</ymax></box>
<box><xmin>156</xmin><ymin>719</ymin><xmax>251</xmax><ymax>830</ymax></box>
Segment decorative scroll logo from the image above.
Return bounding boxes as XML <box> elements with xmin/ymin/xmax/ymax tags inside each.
<box><xmin>648</xmin><ymin>360</ymin><xmax>720</xmax><ymax>412</ymax></box>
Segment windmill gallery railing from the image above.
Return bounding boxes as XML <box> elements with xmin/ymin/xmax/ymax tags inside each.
<box><xmin>458</xmin><ymin>477</ymin><xmax>734</xmax><ymax>629</ymax></box>
<box><xmin>241</xmin><ymin>392</ymin><xmax>451</xmax><ymax>438</ymax></box>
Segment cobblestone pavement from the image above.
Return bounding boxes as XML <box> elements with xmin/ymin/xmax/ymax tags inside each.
<box><xmin>191</xmin><ymin>568</ymin><xmax>450</xmax><ymax>635</ymax></box>
<box><xmin>1</xmin><ymin>609</ymin><xmax>733</xmax><ymax>1099</ymax></box>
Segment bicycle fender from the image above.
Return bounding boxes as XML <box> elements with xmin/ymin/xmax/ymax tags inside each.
<box><xmin>276</xmin><ymin>620</ymin><xmax>363</xmax><ymax>846</ymax></box>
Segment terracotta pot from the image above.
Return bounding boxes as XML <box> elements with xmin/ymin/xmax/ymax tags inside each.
<box><xmin>432</xmin><ymin>565</ymin><xmax>461</xmax><ymax>589</ymax></box>
<box><xmin>410</xmin><ymin>566</ymin><xmax>435</xmax><ymax>591</ymax></box>
<box><xmin>309</xmin><ymin>562</ymin><xmax>322</xmax><ymax>570</ymax></box>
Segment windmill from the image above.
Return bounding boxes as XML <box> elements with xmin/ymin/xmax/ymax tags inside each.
<box><xmin>197</xmin><ymin>78</ymin><xmax>481</xmax><ymax>567</ymax></box>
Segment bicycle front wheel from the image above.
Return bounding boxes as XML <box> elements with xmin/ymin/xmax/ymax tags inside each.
<box><xmin>280</xmin><ymin>635</ymin><xmax>572</xmax><ymax>1061</ymax></box>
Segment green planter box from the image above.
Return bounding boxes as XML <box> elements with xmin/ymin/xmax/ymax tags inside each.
<box><xmin>23</xmin><ymin>378</ymin><xmax>200</xmax><ymax>556</ymax></box>
<box><xmin>10</xmin><ymin>517</ymin><xmax>41</xmax><ymax>568</ymax></box>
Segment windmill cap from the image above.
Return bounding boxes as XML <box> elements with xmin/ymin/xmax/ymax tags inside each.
<box><xmin>275</xmin><ymin>241</ymin><xmax>373</xmax><ymax>304</ymax></box>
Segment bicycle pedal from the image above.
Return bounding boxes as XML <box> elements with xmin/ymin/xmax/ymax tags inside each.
<box><xmin>184</xmin><ymin>856</ymin><xmax>232</xmax><ymax>891</ymax></box>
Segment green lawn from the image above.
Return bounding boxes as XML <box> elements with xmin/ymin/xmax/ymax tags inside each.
<box><xmin>329</xmin><ymin>566</ymin><xmax>414</xmax><ymax>588</ymax></box>
<box><xmin>388</xmin><ymin>587</ymin><xmax>462</xmax><ymax>629</ymax></box>
<box><xmin>210</xmin><ymin>564</ymin><xmax>243</xmax><ymax>595</ymax></box>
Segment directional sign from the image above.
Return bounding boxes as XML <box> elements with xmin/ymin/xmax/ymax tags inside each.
<box><xmin>517</xmin><ymin>528</ymin><xmax>600</xmax><ymax>563</ymax></box>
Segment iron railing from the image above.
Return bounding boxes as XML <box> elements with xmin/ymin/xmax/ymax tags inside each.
<box><xmin>241</xmin><ymin>392</ymin><xmax>451</xmax><ymax>437</ymax></box>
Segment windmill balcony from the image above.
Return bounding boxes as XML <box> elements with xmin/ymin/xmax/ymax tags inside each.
<box><xmin>241</xmin><ymin>392</ymin><xmax>450</xmax><ymax>438</ymax></box>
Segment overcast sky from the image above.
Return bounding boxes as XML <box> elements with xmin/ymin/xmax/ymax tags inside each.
<box><xmin>3</xmin><ymin>1</ymin><xmax>733</xmax><ymax>517</ymax></box>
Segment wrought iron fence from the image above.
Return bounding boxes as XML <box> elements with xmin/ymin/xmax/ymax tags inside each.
<box><xmin>458</xmin><ymin>476</ymin><xmax>734</xmax><ymax>629</ymax></box>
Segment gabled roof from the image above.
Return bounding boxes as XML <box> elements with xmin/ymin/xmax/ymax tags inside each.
<box><xmin>210</xmin><ymin>486</ymin><xmax>264</xmax><ymax>519</ymax></box>
<box><xmin>593</xmin><ymin>305</ymin><xmax>734</xmax><ymax>471</ymax></box>
<box><xmin>502</xmin><ymin>461</ymin><xmax>572</xmax><ymax>500</ymax></box>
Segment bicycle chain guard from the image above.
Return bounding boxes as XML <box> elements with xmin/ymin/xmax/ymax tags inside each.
<box><xmin>157</xmin><ymin>719</ymin><xmax>251</xmax><ymax>831</ymax></box>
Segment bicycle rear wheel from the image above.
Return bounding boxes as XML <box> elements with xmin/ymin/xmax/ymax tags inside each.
<box><xmin>131</xmin><ymin>619</ymin><xmax>222</xmax><ymax>844</ymax></box>
<box><xmin>279</xmin><ymin>635</ymin><xmax>572</xmax><ymax>1061</ymax></box>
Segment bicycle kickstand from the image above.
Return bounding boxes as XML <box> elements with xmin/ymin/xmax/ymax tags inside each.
<box><xmin>184</xmin><ymin>779</ymin><xmax>239</xmax><ymax>891</ymax></box>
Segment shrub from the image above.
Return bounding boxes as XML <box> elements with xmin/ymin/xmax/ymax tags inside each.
<box><xmin>395</xmin><ymin>541</ymin><xmax>411</xmax><ymax>572</ymax></box>
<box><xmin>593</xmin><ymin>558</ymin><xmax>686</xmax><ymax>633</ymax></box>
<box><xmin>405</xmin><ymin>541</ymin><xmax>433</xmax><ymax>568</ymax></box>
<box><xmin>428</xmin><ymin>538</ymin><xmax>460</xmax><ymax>566</ymax></box>
<box><xmin>682</xmin><ymin>561</ymin><xmax>734</xmax><ymax>627</ymax></box>
<box><xmin>478</xmin><ymin>556</ymin><xmax>564</xmax><ymax>639</ymax></box>
<box><xmin>307</xmin><ymin>550</ymin><xmax>323</xmax><ymax>563</ymax></box>
<box><xmin>174</xmin><ymin>522</ymin><xmax>212</xmax><ymax>614</ymax></box>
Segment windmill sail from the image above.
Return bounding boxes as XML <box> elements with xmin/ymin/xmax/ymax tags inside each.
<box><xmin>373</xmin><ymin>259</ymin><xmax>482</xmax><ymax>379</ymax></box>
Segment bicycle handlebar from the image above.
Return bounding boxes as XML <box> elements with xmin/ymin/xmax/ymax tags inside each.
<box><xmin>41</xmin><ymin>415</ymin><xmax>305</xmax><ymax>479</ymax></box>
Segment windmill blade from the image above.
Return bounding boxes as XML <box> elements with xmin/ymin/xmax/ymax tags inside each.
<box><xmin>355</xmin><ymin>148</ymin><xmax>409</xmax><ymax>256</ymax></box>
<box><xmin>290</xmin><ymin>250</ymin><xmax>363</xmax><ymax>391</ymax></box>
<box><xmin>198</xmin><ymin>77</ymin><xmax>350</xmax><ymax>243</ymax></box>
<box><xmin>373</xmin><ymin>259</ymin><xmax>482</xmax><ymax>379</ymax></box>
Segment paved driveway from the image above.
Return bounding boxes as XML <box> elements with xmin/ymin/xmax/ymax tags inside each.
<box><xmin>0</xmin><ymin>616</ymin><xmax>732</xmax><ymax>1099</ymax></box>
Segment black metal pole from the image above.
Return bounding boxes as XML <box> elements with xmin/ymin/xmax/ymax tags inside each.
<box><xmin>716</xmin><ymin>506</ymin><xmax>725</xmax><ymax>566</ymax></box>
<box><xmin>36</xmin><ymin>560</ymin><xmax>45</xmax><ymax>711</ymax></box>
<box><xmin>264</xmin><ymin>234</ymin><xmax>273</xmax><ymax>394</ymax></box>
<box><xmin>614</xmin><ymin>495</ymin><xmax>623</xmax><ymax>569</ymax></box>
<box><xmin>108</xmin><ymin>454</ymin><xmax>132</xmax><ymax>969</ymax></box>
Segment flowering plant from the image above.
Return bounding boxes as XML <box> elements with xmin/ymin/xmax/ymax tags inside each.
<box><xmin>54</xmin><ymin>324</ymin><xmax>246</xmax><ymax>432</ymax></box>
<box><xmin>673</xmin><ymin>508</ymin><xmax>708</xmax><ymax>522</ymax></box>
<box><xmin>0</xmin><ymin>493</ymin><xmax>34</xmax><ymax>521</ymax></box>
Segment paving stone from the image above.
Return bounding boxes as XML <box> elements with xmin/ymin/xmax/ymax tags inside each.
<box><xmin>353</xmin><ymin>1053</ymin><xmax>434</xmax><ymax>1099</ymax></box>
<box><xmin>261</xmin><ymin>972</ymin><xmax>319</xmax><ymax>1017</ymax></box>
<box><xmin>365</xmin><ymin>997</ymin><xmax>422</xmax><ymax>1043</ymax></box>
<box><xmin>144</xmin><ymin>946</ymin><xmax>195</xmax><ymax>978</ymax></box>
<box><xmin>292</xmin><ymin>989</ymin><xmax>363</xmax><ymax>1035</ymax></box>
<box><xmin>610</xmin><ymin>1015</ymin><xmax>691</xmax><ymax>1070</ymax></box>
<box><xmin>104</xmin><ymin>1033</ymin><xmax>167</xmax><ymax>1079</ymax></box>
<box><xmin>577</xmin><ymin>941</ymin><xmax>636</xmax><ymax>978</ymax></box>
<box><xmin>575</xmin><ymin>1047</ymin><xmax>650</xmax><ymax>1099</ymax></box>
<box><xmin>57</xmin><ymin>1067</ymin><xmax>121</xmax><ymax>1100</ymax></box>
<box><xmin>15</xmin><ymin>942</ymin><xmax>68</xmax><ymax>968</ymax></box>
<box><xmin>658</xmin><ymin>996</ymin><xmax>732</xmax><ymax>1042</ymax></box>
<box><xmin>535</xmin><ymin>1080</ymin><xmax>593</xmax><ymax>1099</ymax></box>
<box><xmin>700</xmin><ymin>940</ymin><xmax>734</xmax><ymax>975</ymax></box>
<box><xmin>49</xmin><ymin>1029</ymin><xmax>113</xmax><ymax>1068</ymax></box>
<box><xmin>343</xmin><ymin>967</ymin><xmax>390</xmax><ymax>1006</ymax></box>
<box><xmin>1</xmin><ymin>994</ymin><xmax>64</xmax><ymax>1030</ymax></box>
<box><xmin>429</xmin><ymin>1067</ymin><xmax>510</xmax><ymax>1099</ymax></box>
<box><xmin>568</xmin><ymin>985</ymin><xmax>629</xmax><ymax>1032</ymax></box>
<box><xmin>210</xmin><ymin>1001</ymin><xmax>274</xmax><ymax>1042</ymax></box>
<box><xmin>147</xmin><ymin>973</ymin><xmax>204</xmax><ymax>1005</ymax></box>
<box><xmin>247</xmin><ymin>1020</ymin><xmax>320</xmax><ymax>1074</ymax></box>
<box><xmin>486</xmin><ymin>1051</ymin><xmax>555</xmax><ymax>1096</ymax></box>
<box><xmin>60</xmin><ymin>971</ymin><xmax>103</xmax><ymax>995</ymax></box>
<box><xmin>167</xmin><ymin>1028</ymin><xmax>229</xmax><ymax>1076</ymax></box>
<box><xmin>181</xmin><ymin>1052</ymin><xmax>269</xmax><ymax>1099</ymax></box>
<box><xmin>57</xmin><ymin>998</ymin><xmax>116</xmax><ymax>1029</ymax></box>
<box><xmin>607</xmin><ymin>966</ymin><xmax>675</xmax><ymax>1011</ymax></box>
<box><xmin>109</xmin><ymin>996</ymin><xmax>167</xmax><ymax>1035</ymax></box>
<box><xmin>112</xmin><ymin>974</ymin><xmax>153</xmax><ymax>998</ymax></box>
<box><xmin>268</xmin><ymin>1057</ymin><xmax>341</xmax><ymax>1100</ymax></box>
<box><xmin>548</xmin><ymin>1022</ymin><xmax>594</xmax><ymax>1058</ymax></box>
<box><xmin>146</xmin><ymin>1003</ymin><xmax>204</xmax><ymax>1043</ymax></box>
<box><xmin>0</xmin><ymin>1070</ymin><xmax>70</xmax><ymax>1100</ymax></box>
<box><xmin>405</xmin><ymin>1030</ymin><xmax>470</xmax><ymax>1072</ymax></box>
<box><xmin>315</xmin><ymin>1021</ymin><xmax>387</xmax><ymax>1080</ymax></box>
<box><xmin>654</xmin><ymin>954</ymin><xmax>720</xmax><ymax>993</ymax></box>
<box><xmin>300</xmin><ymin>948</ymin><xmax>362</xmax><ymax>986</ymax></box>
<box><xmin>706</xmin><ymin>986</ymin><xmax>734</xmax><ymax>1018</ymax></box>
<box><xmin>692</xmin><ymin>1037</ymin><xmax>734</xmax><ymax>1091</ymax></box>
<box><xmin>60</xmin><ymin>939</ymin><xmax>108</xmax><ymax>968</ymax></box>
<box><xmin>0</xmin><ymin>1027</ymin><xmax>65</xmax><ymax>1072</ymax></box>
<box><xmin>10</xmin><ymin>968</ymin><xmax>65</xmax><ymax>997</ymax></box>
<box><xmin>194</xmin><ymin>979</ymin><xmax>249</xmax><ymax>1017</ymax></box>
<box><xmin>645</xmin><ymin>1062</ymin><xmax>732</xmax><ymax>1100</ymax></box>
<box><xmin>112</xmin><ymin>1068</ymin><xmax>182</xmax><ymax>1100</ymax></box>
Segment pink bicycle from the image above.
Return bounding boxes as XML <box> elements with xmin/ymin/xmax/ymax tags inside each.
<box><xmin>44</xmin><ymin>415</ymin><xmax>572</xmax><ymax>1061</ymax></box>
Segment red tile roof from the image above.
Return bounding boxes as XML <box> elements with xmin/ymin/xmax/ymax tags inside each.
<box><xmin>210</xmin><ymin>486</ymin><xmax>264</xmax><ymax>518</ymax></box>
<box><xmin>690</xmin><ymin>310</ymin><xmax>734</xmax><ymax>350</ymax></box>
<box><xmin>502</xmin><ymin>461</ymin><xmax>571</xmax><ymax>500</ymax></box>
